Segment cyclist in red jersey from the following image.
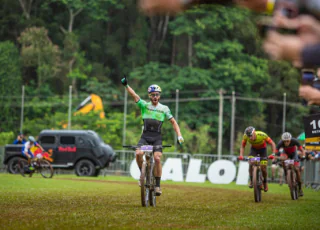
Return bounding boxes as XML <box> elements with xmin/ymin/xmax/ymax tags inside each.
<box><xmin>239</xmin><ymin>126</ymin><xmax>276</xmax><ymax>192</ymax></box>
<box><xmin>274</xmin><ymin>132</ymin><xmax>305</xmax><ymax>196</ymax></box>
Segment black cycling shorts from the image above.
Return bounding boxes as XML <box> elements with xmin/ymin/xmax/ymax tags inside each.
<box><xmin>249</xmin><ymin>147</ymin><xmax>267</xmax><ymax>159</ymax></box>
<box><xmin>137</xmin><ymin>132</ymin><xmax>162</xmax><ymax>153</ymax></box>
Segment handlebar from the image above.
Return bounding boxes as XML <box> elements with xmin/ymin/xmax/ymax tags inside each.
<box><xmin>238</xmin><ymin>156</ymin><xmax>272</xmax><ymax>161</ymax></box>
<box><xmin>123</xmin><ymin>145</ymin><xmax>172</xmax><ymax>150</ymax></box>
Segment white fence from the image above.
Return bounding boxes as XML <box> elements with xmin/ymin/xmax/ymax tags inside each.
<box><xmin>1</xmin><ymin>147</ymin><xmax>319</xmax><ymax>190</ymax></box>
<box><xmin>103</xmin><ymin>150</ymin><xmax>320</xmax><ymax>189</ymax></box>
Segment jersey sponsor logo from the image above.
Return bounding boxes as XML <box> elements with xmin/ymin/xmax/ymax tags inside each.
<box><xmin>58</xmin><ymin>146</ymin><xmax>77</xmax><ymax>152</ymax></box>
<box><xmin>146</xmin><ymin>106</ymin><xmax>165</xmax><ymax>114</ymax></box>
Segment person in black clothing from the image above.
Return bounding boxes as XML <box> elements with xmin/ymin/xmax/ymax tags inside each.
<box><xmin>274</xmin><ymin>132</ymin><xmax>305</xmax><ymax>196</ymax></box>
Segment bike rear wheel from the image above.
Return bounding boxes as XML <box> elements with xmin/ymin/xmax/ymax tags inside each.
<box><xmin>149</xmin><ymin>174</ymin><xmax>156</xmax><ymax>207</ymax></box>
<box><xmin>140</xmin><ymin>162</ymin><xmax>147</xmax><ymax>207</ymax></box>
<box><xmin>253</xmin><ymin>167</ymin><xmax>262</xmax><ymax>202</ymax></box>
<box><xmin>39</xmin><ymin>160</ymin><xmax>54</xmax><ymax>178</ymax></box>
<box><xmin>17</xmin><ymin>159</ymin><xmax>28</xmax><ymax>177</ymax></box>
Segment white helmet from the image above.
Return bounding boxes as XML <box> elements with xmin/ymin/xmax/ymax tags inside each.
<box><xmin>28</xmin><ymin>136</ymin><xmax>36</xmax><ymax>142</ymax></box>
<box><xmin>281</xmin><ymin>132</ymin><xmax>292</xmax><ymax>141</ymax></box>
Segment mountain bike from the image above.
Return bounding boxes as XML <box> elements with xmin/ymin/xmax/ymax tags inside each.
<box><xmin>17</xmin><ymin>154</ymin><xmax>54</xmax><ymax>178</ymax></box>
<box><xmin>249</xmin><ymin>156</ymin><xmax>265</xmax><ymax>203</ymax></box>
<box><xmin>269</xmin><ymin>155</ymin><xmax>300</xmax><ymax>200</ymax></box>
<box><xmin>123</xmin><ymin>144</ymin><xmax>171</xmax><ymax>207</ymax></box>
<box><xmin>239</xmin><ymin>155</ymin><xmax>270</xmax><ymax>202</ymax></box>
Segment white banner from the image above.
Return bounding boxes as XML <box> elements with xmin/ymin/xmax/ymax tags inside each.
<box><xmin>130</xmin><ymin>158</ymin><xmax>249</xmax><ymax>185</ymax></box>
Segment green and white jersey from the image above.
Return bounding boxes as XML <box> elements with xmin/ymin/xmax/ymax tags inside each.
<box><xmin>137</xmin><ymin>99</ymin><xmax>173</xmax><ymax>133</ymax></box>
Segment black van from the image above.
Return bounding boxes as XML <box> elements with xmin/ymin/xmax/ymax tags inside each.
<box><xmin>4</xmin><ymin>130</ymin><xmax>116</xmax><ymax>176</ymax></box>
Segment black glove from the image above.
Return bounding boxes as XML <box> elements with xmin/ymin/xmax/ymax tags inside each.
<box><xmin>121</xmin><ymin>75</ymin><xmax>128</xmax><ymax>86</ymax></box>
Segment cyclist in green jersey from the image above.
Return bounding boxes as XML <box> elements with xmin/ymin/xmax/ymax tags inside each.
<box><xmin>121</xmin><ymin>75</ymin><xmax>184</xmax><ymax>196</ymax></box>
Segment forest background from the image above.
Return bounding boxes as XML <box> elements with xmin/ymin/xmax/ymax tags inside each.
<box><xmin>0</xmin><ymin>0</ymin><xmax>310</xmax><ymax>154</ymax></box>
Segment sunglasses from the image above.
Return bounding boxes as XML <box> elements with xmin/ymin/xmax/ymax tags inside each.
<box><xmin>149</xmin><ymin>93</ymin><xmax>160</xmax><ymax>97</ymax></box>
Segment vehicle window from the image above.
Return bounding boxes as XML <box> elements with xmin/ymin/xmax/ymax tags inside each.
<box><xmin>60</xmin><ymin>136</ymin><xmax>75</xmax><ymax>145</ymax></box>
<box><xmin>78</xmin><ymin>137</ymin><xmax>85</xmax><ymax>146</ymax></box>
<box><xmin>39</xmin><ymin>136</ymin><xmax>55</xmax><ymax>144</ymax></box>
<box><xmin>88</xmin><ymin>139</ymin><xmax>96</xmax><ymax>147</ymax></box>
<box><xmin>88</xmin><ymin>131</ymin><xmax>103</xmax><ymax>143</ymax></box>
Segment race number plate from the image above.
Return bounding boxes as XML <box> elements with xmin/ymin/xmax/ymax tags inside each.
<box><xmin>140</xmin><ymin>145</ymin><xmax>153</xmax><ymax>151</ymax></box>
<box><xmin>250</xmin><ymin>157</ymin><xmax>260</xmax><ymax>162</ymax></box>
<box><xmin>284</xmin><ymin>159</ymin><xmax>294</xmax><ymax>166</ymax></box>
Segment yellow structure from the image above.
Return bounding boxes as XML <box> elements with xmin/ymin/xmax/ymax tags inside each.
<box><xmin>74</xmin><ymin>94</ymin><xmax>105</xmax><ymax>119</ymax></box>
<box><xmin>61</xmin><ymin>94</ymin><xmax>105</xmax><ymax>129</ymax></box>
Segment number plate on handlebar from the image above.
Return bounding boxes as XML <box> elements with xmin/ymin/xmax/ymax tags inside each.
<box><xmin>284</xmin><ymin>159</ymin><xmax>294</xmax><ymax>165</ymax></box>
<box><xmin>140</xmin><ymin>145</ymin><xmax>153</xmax><ymax>151</ymax></box>
<box><xmin>250</xmin><ymin>157</ymin><xmax>260</xmax><ymax>162</ymax></box>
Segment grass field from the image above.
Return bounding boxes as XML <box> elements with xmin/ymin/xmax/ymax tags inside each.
<box><xmin>0</xmin><ymin>174</ymin><xmax>319</xmax><ymax>230</ymax></box>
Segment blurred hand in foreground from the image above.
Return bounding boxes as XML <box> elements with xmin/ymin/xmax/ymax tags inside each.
<box><xmin>299</xmin><ymin>85</ymin><xmax>320</xmax><ymax>105</ymax></box>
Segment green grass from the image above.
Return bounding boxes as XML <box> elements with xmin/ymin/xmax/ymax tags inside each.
<box><xmin>0</xmin><ymin>174</ymin><xmax>319</xmax><ymax>229</ymax></box>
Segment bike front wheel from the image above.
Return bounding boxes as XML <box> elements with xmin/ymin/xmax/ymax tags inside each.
<box><xmin>140</xmin><ymin>162</ymin><xmax>147</xmax><ymax>207</ymax></box>
<box><xmin>39</xmin><ymin>160</ymin><xmax>54</xmax><ymax>178</ymax></box>
<box><xmin>287</xmin><ymin>169</ymin><xmax>298</xmax><ymax>200</ymax></box>
<box><xmin>149</xmin><ymin>175</ymin><xmax>156</xmax><ymax>207</ymax></box>
<box><xmin>253</xmin><ymin>166</ymin><xmax>262</xmax><ymax>203</ymax></box>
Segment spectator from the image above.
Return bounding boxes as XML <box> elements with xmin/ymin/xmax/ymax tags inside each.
<box><xmin>13</xmin><ymin>133</ymin><xmax>26</xmax><ymax>144</ymax></box>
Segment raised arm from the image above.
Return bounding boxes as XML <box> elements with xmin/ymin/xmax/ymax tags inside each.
<box><xmin>121</xmin><ymin>75</ymin><xmax>140</xmax><ymax>103</ymax></box>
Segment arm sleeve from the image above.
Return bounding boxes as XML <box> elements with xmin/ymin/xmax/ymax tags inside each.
<box><xmin>301</xmin><ymin>44</ymin><xmax>320</xmax><ymax>67</ymax></box>
<box><xmin>136</xmin><ymin>99</ymin><xmax>146</xmax><ymax>109</ymax></box>
<box><xmin>260</xmin><ymin>132</ymin><xmax>272</xmax><ymax>144</ymax></box>
<box><xmin>165</xmin><ymin>106</ymin><xmax>173</xmax><ymax>120</ymax></box>
<box><xmin>13</xmin><ymin>140</ymin><xmax>18</xmax><ymax>144</ymax></box>
<box><xmin>265</xmin><ymin>137</ymin><xmax>273</xmax><ymax>144</ymax></box>
<box><xmin>292</xmin><ymin>138</ymin><xmax>303</xmax><ymax>150</ymax></box>
<box><xmin>241</xmin><ymin>139</ymin><xmax>247</xmax><ymax>148</ymax></box>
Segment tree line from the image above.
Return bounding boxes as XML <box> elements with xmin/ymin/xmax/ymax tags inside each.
<box><xmin>0</xmin><ymin>1</ymin><xmax>309</xmax><ymax>153</ymax></box>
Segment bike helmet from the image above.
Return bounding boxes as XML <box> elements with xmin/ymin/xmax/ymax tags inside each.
<box><xmin>244</xmin><ymin>126</ymin><xmax>255</xmax><ymax>137</ymax></box>
<box><xmin>281</xmin><ymin>132</ymin><xmax>292</xmax><ymax>141</ymax></box>
<box><xmin>148</xmin><ymin>84</ymin><xmax>162</xmax><ymax>94</ymax></box>
<box><xmin>28</xmin><ymin>136</ymin><xmax>36</xmax><ymax>142</ymax></box>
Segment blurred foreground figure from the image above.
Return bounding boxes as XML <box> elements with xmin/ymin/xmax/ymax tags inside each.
<box><xmin>139</xmin><ymin>0</ymin><xmax>320</xmax><ymax>18</ymax></box>
<box><xmin>139</xmin><ymin>0</ymin><xmax>234</xmax><ymax>15</ymax></box>
<box><xmin>263</xmin><ymin>14</ymin><xmax>320</xmax><ymax>67</ymax></box>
